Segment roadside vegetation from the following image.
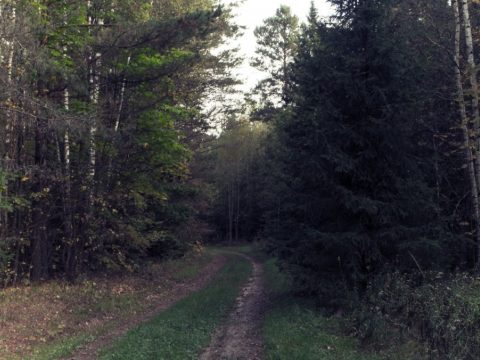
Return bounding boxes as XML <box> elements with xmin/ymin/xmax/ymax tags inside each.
<box><xmin>262</xmin><ymin>257</ymin><xmax>420</xmax><ymax>360</ymax></box>
<box><xmin>226</xmin><ymin>244</ymin><xmax>480</xmax><ymax>360</ymax></box>
<box><xmin>0</xmin><ymin>251</ymin><xmax>212</xmax><ymax>359</ymax></box>
<box><xmin>261</xmin><ymin>255</ymin><xmax>480</xmax><ymax>359</ymax></box>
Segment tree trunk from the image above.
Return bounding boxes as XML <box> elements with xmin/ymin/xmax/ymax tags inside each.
<box><xmin>114</xmin><ymin>55</ymin><xmax>130</xmax><ymax>132</ymax></box>
<box><xmin>106</xmin><ymin>55</ymin><xmax>131</xmax><ymax>184</ymax></box>
<box><xmin>455</xmin><ymin>0</ymin><xmax>480</xmax><ymax>267</ymax></box>
<box><xmin>63</xmin><ymin>85</ymin><xmax>76</xmax><ymax>280</ymax></box>
<box><xmin>4</xmin><ymin>5</ymin><xmax>16</xmax><ymax>159</ymax></box>
<box><xmin>228</xmin><ymin>183</ymin><xmax>233</xmax><ymax>244</ymax></box>
<box><xmin>31</xmin><ymin>116</ymin><xmax>48</xmax><ymax>281</ymax></box>
<box><xmin>2</xmin><ymin>3</ymin><xmax>16</xmax><ymax>241</ymax></box>
<box><xmin>235</xmin><ymin>177</ymin><xmax>240</xmax><ymax>242</ymax></box>
<box><xmin>87</xmin><ymin>7</ymin><xmax>103</xmax><ymax>212</ymax></box>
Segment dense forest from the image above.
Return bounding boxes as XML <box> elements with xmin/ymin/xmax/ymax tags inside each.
<box><xmin>4</xmin><ymin>0</ymin><xmax>480</xmax><ymax>358</ymax></box>
<box><xmin>0</xmin><ymin>0</ymin><xmax>239</xmax><ymax>283</ymax></box>
<box><xmin>214</xmin><ymin>0</ymin><xmax>479</xmax><ymax>291</ymax></box>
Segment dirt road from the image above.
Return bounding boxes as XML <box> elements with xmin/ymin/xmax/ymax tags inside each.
<box><xmin>199</xmin><ymin>254</ymin><xmax>266</xmax><ymax>360</ymax></box>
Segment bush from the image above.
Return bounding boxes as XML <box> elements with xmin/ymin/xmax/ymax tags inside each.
<box><xmin>0</xmin><ymin>240</ymin><xmax>15</xmax><ymax>284</ymax></box>
<box><xmin>350</xmin><ymin>272</ymin><xmax>480</xmax><ymax>359</ymax></box>
<box><xmin>148</xmin><ymin>231</ymin><xmax>190</xmax><ymax>259</ymax></box>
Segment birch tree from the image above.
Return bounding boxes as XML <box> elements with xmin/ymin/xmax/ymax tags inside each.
<box><xmin>453</xmin><ymin>0</ymin><xmax>480</xmax><ymax>262</ymax></box>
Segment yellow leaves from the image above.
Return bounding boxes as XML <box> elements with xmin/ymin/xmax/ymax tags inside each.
<box><xmin>4</xmin><ymin>99</ymin><xmax>15</xmax><ymax>108</ymax></box>
<box><xmin>29</xmin><ymin>187</ymin><xmax>51</xmax><ymax>201</ymax></box>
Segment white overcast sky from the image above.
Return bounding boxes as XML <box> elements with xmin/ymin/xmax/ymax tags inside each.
<box><xmin>221</xmin><ymin>0</ymin><xmax>334</xmax><ymax>92</ymax></box>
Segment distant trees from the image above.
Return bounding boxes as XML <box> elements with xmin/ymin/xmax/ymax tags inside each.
<box><xmin>210</xmin><ymin>119</ymin><xmax>268</xmax><ymax>243</ymax></box>
<box><xmin>251</xmin><ymin>5</ymin><xmax>299</xmax><ymax>108</ymax></box>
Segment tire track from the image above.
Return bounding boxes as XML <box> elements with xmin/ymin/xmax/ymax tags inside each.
<box><xmin>199</xmin><ymin>253</ymin><xmax>265</xmax><ymax>360</ymax></box>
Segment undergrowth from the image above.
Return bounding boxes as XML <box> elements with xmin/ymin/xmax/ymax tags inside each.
<box><xmin>262</xmin><ymin>259</ymin><xmax>385</xmax><ymax>360</ymax></box>
<box><xmin>351</xmin><ymin>271</ymin><xmax>480</xmax><ymax>359</ymax></box>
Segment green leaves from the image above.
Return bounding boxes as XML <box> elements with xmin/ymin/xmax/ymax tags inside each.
<box><xmin>136</xmin><ymin>108</ymin><xmax>190</xmax><ymax>169</ymax></box>
<box><xmin>0</xmin><ymin>170</ymin><xmax>28</xmax><ymax>213</ymax></box>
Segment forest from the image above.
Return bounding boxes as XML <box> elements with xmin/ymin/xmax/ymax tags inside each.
<box><xmin>2</xmin><ymin>0</ymin><xmax>480</xmax><ymax>359</ymax></box>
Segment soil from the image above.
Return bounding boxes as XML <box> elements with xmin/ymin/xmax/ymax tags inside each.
<box><xmin>64</xmin><ymin>254</ymin><xmax>227</xmax><ymax>360</ymax></box>
<box><xmin>199</xmin><ymin>254</ymin><xmax>266</xmax><ymax>360</ymax></box>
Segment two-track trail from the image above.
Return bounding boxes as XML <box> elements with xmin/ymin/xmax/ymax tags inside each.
<box><xmin>199</xmin><ymin>254</ymin><xmax>266</xmax><ymax>360</ymax></box>
<box><xmin>64</xmin><ymin>254</ymin><xmax>227</xmax><ymax>360</ymax></box>
<box><xmin>64</xmin><ymin>251</ymin><xmax>267</xmax><ymax>360</ymax></box>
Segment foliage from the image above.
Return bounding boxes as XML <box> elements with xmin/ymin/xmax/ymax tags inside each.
<box><xmin>351</xmin><ymin>272</ymin><xmax>480</xmax><ymax>359</ymax></box>
<box><xmin>214</xmin><ymin>1</ymin><xmax>480</xmax><ymax>358</ymax></box>
<box><xmin>250</xmin><ymin>5</ymin><xmax>299</xmax><ymax>109</ymax></box>
<box><xmin>0</xmin><ymin>0</ymin><xmax>239</xmax><ymax>282</ymax></box>
<box><xmin>261</xmin><ymin>258</ymin><xmax>411</xmax><ymax>360</ymax></box>
<box><xmin>258</xmin><ymin>0</ymin><xmax>460</xmax><ymax>302</ymax></box>
<box><xmin>0</xmin><ymin>168</ymin><xmax>10</xmax><ymax>212</ymax></box>
<box><xmin>209</xmin><ymin>119</ymin><xmax>269</xmax><ymax>242</ymax></box>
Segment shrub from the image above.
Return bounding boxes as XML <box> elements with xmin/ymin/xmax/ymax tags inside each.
<box><xmin>350</xmin><ymin>272</ymin><xmax>480</xmax><ymax>359</ymax></box>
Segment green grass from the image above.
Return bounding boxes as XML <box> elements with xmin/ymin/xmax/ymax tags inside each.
<box><xmin>265</xmin><ymin>304</ymin><xmax>379</xmax><ymax>360</ymax></box>
<box><xmin>27</xmin><ymin>333</ymin><xmax>95</xmax><ymax>360</ymax></box>
<box><xmin>11</xmin><ymin>251</ymin><xmax>213</xmax><ymax>360</ymax></box>
<box><xmin>214</xmin><ymin>246</ymin><xmax>378</xmax><ymax>359</ymax></box>
<box><xmin>261</xmin><ymin>258</ymin><xmax>423</xmax><ymax>360</ymax></box>
<box><xmin>262</xmin><ymin>259</ymin><xmax>382</xmax><ymax>360</ymax></box>
<box><xmin>99</xmin><ymin>254</ymin><xmax>252</xmax><ymax>360</ymax></box>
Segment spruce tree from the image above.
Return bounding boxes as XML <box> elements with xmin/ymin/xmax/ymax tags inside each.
<box><xmin>251</xmin><ymin>5</ymin><xmax>299</xmax><ymax>107</ymax></box>
<box><xmin>266</xmin><ymin>0</ymin><xmax>452</xmax><ymax>300</ymax></box>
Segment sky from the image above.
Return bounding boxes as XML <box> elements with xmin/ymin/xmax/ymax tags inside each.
<box><xmin>222</xmin><ymin>0</ymin><xmax>334</xmax><ymax>92</ymax></box>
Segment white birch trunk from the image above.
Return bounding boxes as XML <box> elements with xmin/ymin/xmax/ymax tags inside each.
<box><xmin>114</xmin><ymin>55</ymin><xmax>130</xmax><ymax>132</ymax></box>
<box><xmin>462</xmin><ymin>0</ymin><xmax>480</xmax><ymax>150</ymax></box>
<box><xmin>63</xmin><ymin>8</ymin><xmax>71</xmax><ymax>178</ymax></box>
<box><xmin>2</xmin><ymin>3</ymin><xmax>16</xmax><ymax>237</ymax></box>
<box><xmin>62</xmin><ymin>2</ymin><xmax>74</xmax><ymax>246</ymax></box>
<box><xmin>87</xmin><ymin>3</ymin><xmax>102</xmax><ymax>209</ymax></box>
<box><xmin>63</xmin><ymin>78</ymin><xmax>73</xmax><ymax>242</ymax></box>
<box><xmin>455</xmin><ymin>0</ymin><xmax>480</xmax><ymax>261</ymax></box>
<box><xmin>106</xmin><ymin>55</ymin><xmax>130</xmax><ymax>183</ymax></box>
<box><xmin>4</xmin><ymin>5</ymin><xmax>15</xmax><ymax>160</ymax></box>
<box><xmin>64</xmin><ymin>87</ymin><xmax>70</xmax><ymax>173</ymax></box>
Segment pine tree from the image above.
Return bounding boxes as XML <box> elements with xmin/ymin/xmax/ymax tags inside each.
<box><xmin>251</xmin><ymin>5</ymin><xmax>299</xmax><ymax>107</ymax></box>
<box><xmin>265</xmin><ymin>0</ymin><xmax>453</xmax><ymax>300</ymax></box>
